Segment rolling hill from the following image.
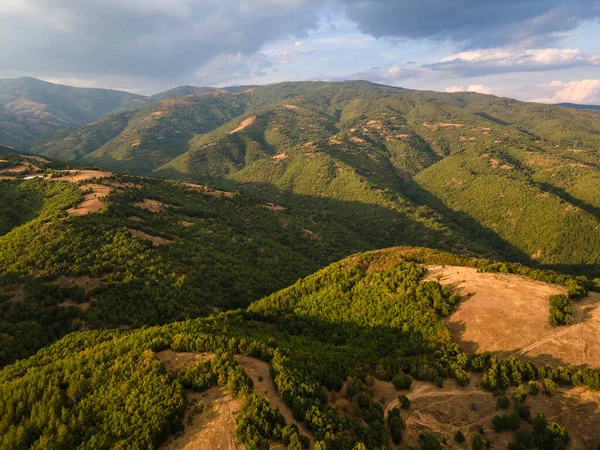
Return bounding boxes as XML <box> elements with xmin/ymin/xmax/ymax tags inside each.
<box><xmin>557</xmin><ymin>102</ymin><xmax>600</xmax><ymax>112</ymax></box>
<box><xmin>0</xmin><ymin>77</ymin><xmax>143</xmax><ymax>148</ymax></box>
<box><xmin>1</xmin><ymin>246</ymin><xmax>599</xmax><ymax>449</ymax></box>
<box><xmin>30</xmin><ymin>81</ymin><xmax>600</xmax><ymax>274</ymax></box>
<box><xmin>3</xmin><ymin>81</ymin><xmax>600</xmax><ymax>449</ymax></box>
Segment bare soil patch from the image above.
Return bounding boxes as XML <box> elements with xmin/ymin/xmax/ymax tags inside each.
<box><xmin>0</xmin><ymin>162</ymin><xmax>38</xmax><ymax>174</ymax></box>
<box><xmin>155</xmin><ymin>351</ymin><xmax>313</xmax><ymax>446</ymax></box>
<box><xmin>272</xmin><ymin>152</ymin><xmax>287</xmax><ymax>161</ymax></box>
<box><xmin>57</xmin><ymin>300</ymin><xmax>91</xmax><ymax>311</ymax></box>
<box><xmin>423</xmin><ymin>123</ymin><xmax>463</xmax><ymax>131</ymax></box>
<box><xmin>156</xmin><ymin>349</ymin><xmax>214</xmax><ymax>373</ymax></box>
<box><xmin>51</xmin><ymin>275</ymin><xmax>102</xmax><ymax>290</ymax></box>
<box><xmin>229</xmin><ymin>116</ymin><xmax>256</xmax><ymax>134</ymax></box>
<box><xmin>134</xmin><ymin>198</ymin><xmax>174</xmax><ymax>212</ymax></box>
<box><xmin>427</xmin><ymin>265</ymin><xmax>600</xmax><ymax>368</ymax></box>
<box><xmin>235</xmin><ymin>355</ymin><xmax>314</xmax><ymax>442</ymax></box>
<box><xmin>382</xmin><ymin>373</ymin><xmax>600</xmax><ymax>449</ymax></box>
<box><xmin>160</xmin><ymin>387</ymin><xmax>243</xmax><ymax>450</ymax></box>
<box><xmin>262</xmin><ymin>203</ymin><xmax>286</xmax><ymax>212</ymax></box>
<box><xmin>67</xmin><ymin>184</ymin><xmax>111</xmax><ymax>216</ymax></box>
<box><xmin>183</xmin><ymin>183</ymin><xmax>234</xmax><ymax>198</ymax></box>
<box><xmin>56</xmin><ymin>170</ymin><xmax>112</xmax><ymax>182</ymax></box>
<box><xmin>128</xmin><ymin>228</ymin><xmax>174</xmax><ymax>246</ymax></box>
<box><xmin>284</xmin><ymin>104</ymin><xmax>298</xmax><ymax>110</ymax></box>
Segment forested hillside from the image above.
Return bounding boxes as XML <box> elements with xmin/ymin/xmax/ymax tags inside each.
<box><xmin>1</xmin><ymin>247</ymin><xmax>598</xmax><ymax>449</ymax></box>
<box><xmin>0</xmin><ymin>77</ymin><xmax>142</xmax><ymax>148</ymax></box>
<box><xmin>31</xmin><ymin>81</ymin><xmax>600</xmax><ymax>274</ymax></box>
<box><xmin>2</xmin><ymin>80</ymin><xmax>600</xmax><ymax>449</ymax></box>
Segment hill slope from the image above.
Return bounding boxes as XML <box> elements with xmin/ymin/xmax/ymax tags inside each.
<box><xmin>33</xmin><ymin>93</ymin><xmax>249</xmax><ymax>174</ymax></box>
<box><xmin>0</xmin><ymin>160</ymin><xmax>383</xmax><ymax>365</ymax></box>
<box><xmin>26</xmin><ymin>81</ymin><xmax>600</xmax><ymax>273</ymax></box>
<box><xmin>0</xmin><ymin>77</ymin><xmax>142</xmax><ymax>148</ymax></box>
<box><xmin>1</xmin><ymin>247</ymin><xmax>598</xmax><ymax>449</ymax></box>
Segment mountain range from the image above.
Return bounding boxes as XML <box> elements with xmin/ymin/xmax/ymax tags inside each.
<box><xmin>22</xmin><ymin>80</ymin><xmax>600</xmax><ymax>273</ymax></box>
<box><xmin>1</xmin><ymin>78</ymin><xmax>600</xmax><ymax>449</ymax></box>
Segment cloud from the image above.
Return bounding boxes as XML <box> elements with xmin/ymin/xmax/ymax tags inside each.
<box><xmin>1</xmin><ymin>0</ymin><xmax>599</xmax><ymax>91</ymax></box>
<box><xmin>262</xmin><ymin>41</ymin><xmax>316</xmax><ymax>64</ymax></box>
<box><xmin>444</xmin><ymin>85</ymin><xmax>500</xmax><ymax>95</ymax></box>
<box><xmin>344</xmin><ymin>64</ymin><xmax>421</xmax><ymax>84</ymax></box>
<box><xmin>531</xmin><ymin>79</ymin><xmax>600</xmax><ymax>103</ymax></box>
<box><xmin>443</xmin><ymin>79</ymin><xmax>600</xmax><ymax>104</ymax></box>
<box><xmin>426</xmin><ymin>47</ymin><xmax>600</xmax><ymax>76</ymax></box>
<box><xmin>0</xmin><ymin>0</ymin><xmax>321</xmax><ymax>83</ymax></box>
<box><xmin>340</xmin><ymin>0</ymin><xmax>600</xmax><ymax>48</ymax></box>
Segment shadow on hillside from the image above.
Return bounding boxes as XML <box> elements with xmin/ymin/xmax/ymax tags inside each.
<box><xmin>474</xmin><ymin>112</ymin><xmax>510</xmax><ymax>126</ymax></box>
<box><xmin>396</xmin><ymin>177</ymin><xmax>531</xmax><ymax>262</ymax></box>
<box><xmin>537</xmin><ymin>181</ymin><xmax>600</xmax><ymax>221</ymax></box>
<box><xmin>222</xmin><ymin>180</ymin><xmax>531</xmax><ymax>262</ymax></box>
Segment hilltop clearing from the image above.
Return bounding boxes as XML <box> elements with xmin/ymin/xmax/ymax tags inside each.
<box><xmin>430</xmin><ymin>265</ymin><xmax>600</xmax><ymax>368</ymax></box>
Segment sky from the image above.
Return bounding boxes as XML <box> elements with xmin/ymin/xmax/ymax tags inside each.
<box><xmin>0</xmin><ymin>0</ymin><xmax>599</xmax><ymax>103</ymax></box>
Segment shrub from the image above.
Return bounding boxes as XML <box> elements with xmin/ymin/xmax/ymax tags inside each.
<box><xmin>548</xmin><ymin>295</ymin><xmax>573</xmax><ymax>327</ymax></box>
<box><xmin>392</xmin><ymin>373</ymin><xmax>412</xmax><ymax>390</ymax></box>
<box><xmin>496</xmin><ymin>395</ymin><xmax>510</xmax><ymax>409</ymax></box>
<box><xmin>471</xmin><ymin>434</ymin><xmax>484</xmax><ymax>450</ymax></box>
<box><xmin>542</xmin><ymin>378</ymin><xmax>558</xmax><ymax>396</ymax></box>
<box><xmin>399</xmin><ymin>395</ymin><xmax>411</xmax><ymax>409</ymax></box>
<box><xmin>387</xmin><ymin>408</ymin><xmax>404</xmax><ymax>444</ymax></box>
<box><xmin>419</xmin><ymin>433</ymin><xmax>441</xmax><ymax>450</ymax></box>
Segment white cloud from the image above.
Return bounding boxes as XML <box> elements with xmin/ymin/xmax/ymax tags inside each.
<box><xmin>443</xmin><ymin>79</ymin><xmax>600</xmax><ymax>105</ymax></box>
<box><xmin>531</xmin><ymin>79</ymin><xmax>600</xmax><ymax>104</ymax></box>
<box><xmin>428</xmin><ymin>47</ymin><xmax>600</xmax><ymax>76</ymax></box>
<box><xmin>444</xmin><ymin>84</ymin><xmax>500</xmax><ymax>95</ymax></box>
<box><xmin>262</xmin><ymin>41</ymin><xmax>315</xmax><ymax>64</ymax></box>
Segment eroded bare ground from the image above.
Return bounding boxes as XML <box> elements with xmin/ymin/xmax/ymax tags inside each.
<box><xmin>362</xmin><ymin>373</ymin><xmax>600</xmax><ymax>449</ymax></box>
<box><xmin>159</xmin><ymin>387</ymin><xmax>243</xmax><ymax>450</ymax></box>
<box><xmin>425</xmin><ymin>265</ymin><xmax>600</xmax><ymax>368</ymax></box>
<box><xmin>55</xmin><ymin>170</ymin><xmax>112</xmax><ymax>182</ymax></box>
<box><xmin>183</xmin><ymin>182</ymin><xmax>234</xmax><ymax>198</ymax></box>
<box><xmin>134</xmin><ymin>198</ymin><xmax>175</xmax><ymax>212</ymax></box>
<box><xmin>67</xmin><ymin>184</ymin><xmax>111</xmax><ymax>216</ymax></box>
<box><xmin>128</xmin><ymin>228</ymin><xmax>174</xmax><ymax>246</ymax></box>
<box><xmin>155</xmin><ymin>350</ymin><xmax>314</xmax><ymax>449</ymax></box>
<box><xmin>234</xmin><ymin>355</ymin><xmax>314</xmax><ymax>443</ymax></box>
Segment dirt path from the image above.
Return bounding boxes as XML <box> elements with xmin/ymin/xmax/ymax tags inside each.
<box><xmin>159</xmin><ymin>387</ymin><xmax>242</xmax><ymax>450</ymax></box>
<box><xmin>155</xmin><ymin>351</ymin><xmax>314</xmax><ymax>447</ymax></box>
<box><xmin>383</xmin><ymin>379</ymin><xmax>490</xmax><ymax>415</ymax></box>
<box><xmin>235</xmin><ymin>355</ymin><xmax>314</xmax><ymax>443</ymax></box>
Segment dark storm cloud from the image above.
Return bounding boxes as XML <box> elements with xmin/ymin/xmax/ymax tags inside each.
<box><xmin>0</xmin><ymin>0</ymin><xmax>320</xmax><ymax>80</ymax></box>
<box><xmin>0</xmin><ymin>0</ymin><xmax>598</xmax><ymax>86</ymax></box>
<box><xmin>340</xmin><ymin>0</ymin><xmax>600</xmax><ymax>48</ymax></box>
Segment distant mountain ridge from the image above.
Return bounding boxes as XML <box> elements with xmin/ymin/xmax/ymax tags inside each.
<box><xmin>11</xmin><ymin>80</ymin><xmax>600</xmax><ymax>273</ymax></box>
<box><xmin>0</xmin><ymin>77</ymin><xmax>143</xmax><ymax>148</ymax></box>
<box><xmin>557</xmin><ymin>102</ymin><xmax>600</xmax><ymax>112</ymax></box>
<box><xmin>0</xmin><ymin>77</ymin><xmax>254</xmax><ymax>149</ymax></box>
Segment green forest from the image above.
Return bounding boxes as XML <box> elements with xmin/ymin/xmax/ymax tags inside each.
<box><xmin>2</xmin><ymin>80</ymin><xmax>600</xmax><ymax>449</ymax></box>
<box><xmin>1</xmin><ymin>252</ymin><xmax>598</xmax><ymax>449</ymax></box>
